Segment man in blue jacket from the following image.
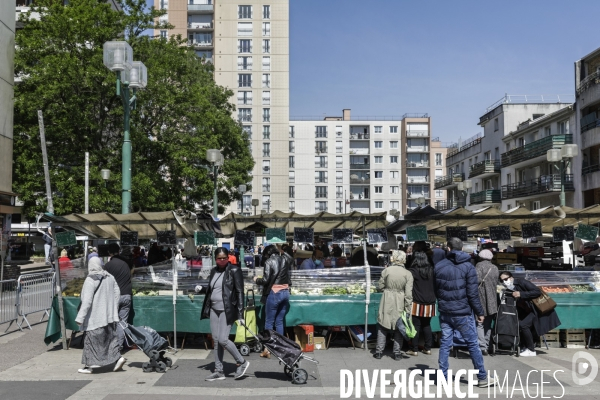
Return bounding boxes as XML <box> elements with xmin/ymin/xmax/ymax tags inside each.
<box><xmin>434</xmin><ymin>237</ymin><xmax>497</xmax><ymax>388</ymax></box>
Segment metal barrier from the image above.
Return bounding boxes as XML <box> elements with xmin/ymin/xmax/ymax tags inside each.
<box><xmin>0</xmin><ymin>279</ymin><xmax>19</xmax><ymax>332</ymax></box>
<box><xmin>16</xmin><ymin>271</ymin><xmax>55</xmax><ymax>331</ymax></box>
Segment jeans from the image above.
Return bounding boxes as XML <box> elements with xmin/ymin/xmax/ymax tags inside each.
<box><xmin>116</xmin><ymin>295</ymin><xmax>132</xmax><ymax>351</ymax></box>
<box><xmin>44</xmin><ymin>244</ymin><xmax>51</xmax><ymax>264</ymax></box>
<box><xmin>264</xmin><ymin>289</ymin><xmax>290</xmax><ymax>335</ymax></box>
<box><xmin>210</xmin><ymin>309</ymin><xmax>244</xmax><ymax>372</ymax></box>
<box><xmin>439</xmin><ymin>314</ymin><xmax>487</xmax><ymax>381</ymax></box>
<box><xmin>477</xmin><ymin>314</ymin><xmax>495</xmax><ymax>351</ymax></box>
<box><xmin>412</xmin><ymin>316</ymin><xmax>433</xmax><ymax>351</ymax></box>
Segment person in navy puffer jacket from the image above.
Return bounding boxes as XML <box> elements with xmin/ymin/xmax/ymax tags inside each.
<box><xmin>434</xmin><ymin>237</ymin><xmax>497</xmax><ymax>388</ymax></box>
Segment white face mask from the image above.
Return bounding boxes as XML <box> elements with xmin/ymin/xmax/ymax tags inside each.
<box><xmin>503</xmin><ymin>278</ymin><xmax>514</xmax><ymax>290</ymax></box>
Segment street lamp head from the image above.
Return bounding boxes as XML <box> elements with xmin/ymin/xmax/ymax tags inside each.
<box><xmin>103</xmin><ymin>41</ymin><xmax>133</xmax><ymax>72</ymax></box>
<box><xmin>417</xmin><ymin>196</ymin><xmax>425</xmax><ymax>205</ymax></box>
<box><xmin>457</xmin><ymin>182</ymin><xmax>464</xmax><ymax>191</ymax></box>
<box><xmin>100</xmin><ymin>169</ymin><xmax>111</xmax><ymax>181</ymax></box>
<box><xmin>215</xmin><ymin>152</ymin><xmax>224</xmax><ymax>167</ymax></box>
<box><xmin>561</xmin><ymin>144</ymin><xmax>579</xmax><ymax>159</ymax></box>
<box><xmin>463</xmin><ymin>179</ymin><xmax>473</xmax><ymax>189</ymax></box>
<box><xmin>547</xmin><ymin>148</ymin><xmax>561</xmax><ymax>162</ymax></box>
<box><xmin>251</xmin><ymin>199</ymin><xmax>259</xmax><ymax>207</ymax></box>
<box><xmin>206</xmin><ymin>149</ymin><xmax>221</xmax><ymax>163</ymax></box>
<box><xmin>238</xmin><ymin>184</ymin><xmax>247</xmax><ymax>193</ymax></box>
<box><xmin>128</xmin><ymin>61</ymin><xmax>148</xmax><ymax>89</ymax></box>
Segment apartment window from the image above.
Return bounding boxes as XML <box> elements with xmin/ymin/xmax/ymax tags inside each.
<box><xmin>262</xmin><ymin>22</ymin><xmax>271</xmax><ymax>36</ymax></box>
<box><xmin>262</xmin><ymin>108</ymin><xmax>270</xmax><ymax>122</ymax></box>
<box><xmin>315</xmin><ymin>126</ymin><xmax>328</xmax><ymax>138</ymax></box>
<box><xmin>289</xmin><ymin>171</ymin><xmax>295</xmax><ymax>183</ymax></box>
<box><xmin>238</xmin><ymin>5</ymin><xmax>252</xmax><ymax>19</ymax></box>
<box><xmin>315</xmin><ymin>201</ymin><xmax>328</xmax><ymax>212</ymax></box>
<box><xmin>506</xmin><ymin>143</ymin><xmax>510</xmax><ymax>152</ymax></box>
<box><xmin>315</xmin><ymin>171</ymin><xmax>328</xmax><ymax>183</ymax></box>
<box><xmin>336</xmin><ymin>171</ymin><xmax>343</xmax><ymax>183</ymax></box>
<box><xmin>374</xmin><ymin>156</ymin><xmax>383</xmax><ymax>164</ymax></box>
<box><xmin>289</xmin><ymin>186</ymin><xmax>295</xmax><ymax>199</ymax></box>
<box><xmin>531</xmin><ymin>201</ymin><xmax>541</xmax><ymax>211</ymax></box>
<box><xmin>390</xmin><ymin>171</ymin><xmax>399</xmax><ymax>179</ymax></box>
<box><xmin>262</xmin><ymin>73</ymin><xmax>270</xmax><ymax>88</ymax></box>
<box><xmin>315</xmin><ymin>156</ymin><xmax>327</xmax><ymax>168</ymax></box>
<box><xmin>506</xmin><ymin>203</ymin><xmax>512</xmax><ymax>210</ymax></box>
<box><xmin>390</xmin><ymin>201</ymin><xmax>399</xmax><ymax>209</ymax></box>
<box><xmin>436</xmin><ymin>190</ymin><xmax>443</xmax><ymax>198</ymax></box>
<box><xmin>435</xmin><ymin>153</ymin><xmax>442</xmax><ymax>166</ymax></box>
<box><xmin>262</xmin><ymin>177</ymin><xmax>270</xmax><ymax>192</ymax></box>
<box><xmin>160</xmin><ymin>30</ymin><xmax>167</xmax><ymax>39</ymax></box>
<box><xmin>375</xmin><ymin>186</ymin><xmax>383</xmax><ymax>194</ymax></box>
<box><xmin>289</xmin><ymin>141</ymin><xmax>295</xmax><ymax>153</ymax></box>
<box><xmin>390</xmin><ymin>186</ymin><xmax>399</xmax><ymax>194</ymax></box>
<box><xmin>289</xmin><ymin>156</ymin><xmax>295</xmax><ymax>168</ymax></box>
<box><xmin>262</xmin><ymin>125</ymin><xmax>270</xmax><ymax>139</ymax></box>
<box><xmin>375</xmin><ymin>201</ymin><xmax>383</xmax><ymax>209</ymax></box>
<box><xmin>375</xmin><ymin>171</ymin><xmax>383</xmax><ymax>179</ymax></box>
<box><xmin>336</xmin><ymin>141</ymin><xmax>343</xmax><ymax>153</ymax></box>
<box><xmin>238</xmin><ymin>108</ymin><xmax>252</xmax><ymax>122</ymax></box>
<box><xmin>238</xmin><ymin>39</ymin><xmax>252</xmax><ymax>53</ymax></box>
<box><xmin>435</xmin><ymin>168</ymin><xmax>442</xmax><ymax>176</ymax></box>
<box><xmin>336</xmin><ymin>156</ymin><xmax>343</xmax><ymax>168</ymax></box>
<box><xmin>237</xmin><ymin>56</ymin><xmax>253</xmax><ymax>71</ymax></box>
<box><xmin>374</xmin><ymin>141</ymin><xmax>383</xmax><ymax>149</ymax></box>
<box><xmin>316</xmin><ymin>186</ymin><xmax>328</xmax><ymax>198</ymax></box>
<box><xmin>262</xmin><ymin>195</ymin><xmax>270</xmax><ymax>210</ymax></box>
<box><xmin>390</xmin><ymin>141</ymin><xmax>398</xmax><ymax>149</ymax></box>
<box><xmin>262</xmin><ymin>143</ymin><xmax>270</xmax><ymax>157</ymax></box>
<box><xmin>238</xmin><ymin>73</ymin><xmax>252</xmax><ymax>87</ymax></box>
<box><xmin>289</xmin><ymin>126</ymin><xmax>295</xmax><ymax>138</ymax></box>
<box><xmin>316</xmin><ymin>141</ymin><xmax>327</xmax><ymax>153</ymax></box>
<box><xmin>336</xmin><ymin>201</ymin><xmax>343</xmax><ymax>214</ymax></box>
<box><xmin>336</xmin><ymin>186</ymin><xmax>343</xmax><ymax>199</ymax></box>
<box><xmin>262</xmin><ymin>56</ymin><xmax>271</xmax><ymax>71</ymax></box>
<box><xmin>262</xmin><ymin>39</ymin><xmax>270</xmax><ymax>53</ymax></box>
<box><xmin>558</xmin><ymin>120</ymin><xmax>569</xmax><ymax>134</ymax></box>
<box><xmin>262</xmin><ymin>91</ymin><xmax>270</xmax><ymax>105</ymax></box>
<box><xmin>390</xmin><ymin>156</ymin><xmax>398</xmax><ymax>164</ymax></box>
<box><xmin>262</xmin><ymin>160</ymin><xmax>270</xmax><ymax>174</ymax></box>
<box><xmin>374</xmin><ymin>126</ymin><xmax>382</xmax><ymax>134</ymax></box>
<box><xmin>263</xmin><ymin>5</ymin><xmax>270</xmax><ymax>19</ymax></box>
<box><xmin>494</xmin><ymin>118</ymin><xmax>499</xmax><ymax>131</ymax></box>
<box><xmin>242</xmin><ymin>125</ymin><xmax>252</xmax><ymax>140</ymax></box>
<box><xmin>239</xmin><ymin>194</ymin><xmax>252</xmax><ymax>212</ymax></box>
<box><xmin>237</xmin><ymin>91</ymin><xmax>252</xmax><ymax>105</ymax></box>
<box><xmin>289</xmin><ymin>201</ymin><xmax>295</xmax><ymax>211</ymax></box>
<box><xmin>544</xmin><ymin>126</ymin><xmax>551</xmax><ymax>137</ymax></box>
<box><xmin>518</xmin><ymin>137</ymin><xmax>524</xmax><ymax>147</ymax></box>
<box><xmin>390</xmin><ymin>126</ymin><xmax>398</xmax><ymax>134</ymax></box>
<box><xmin>506</xmin><ymin>173</ymin><xmax>511</xmax><ymax>185</ymax></box>
<box><xmin>237</xmin><ymin>22</ymin><xmax>252</xmax><ymax>36</ymax></box>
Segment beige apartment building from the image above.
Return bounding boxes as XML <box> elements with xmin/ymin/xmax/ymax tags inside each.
<box><xmin>155</xmin><ymin>0</ymin><xmax>290</xmax><ymax>213</ymax></box>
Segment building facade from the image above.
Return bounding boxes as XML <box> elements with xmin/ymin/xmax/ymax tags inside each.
<box><xmin>155</xmin><ymin>0</ymin><xmax>290</xmax><ymax>214</ymax></box>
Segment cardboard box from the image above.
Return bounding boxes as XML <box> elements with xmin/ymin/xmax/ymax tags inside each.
<box><xmin>314</xmin><ymin>336</ymin><xmax>326</xmax><ymax>350</ymax></box>
<box><xmin>294</xmin><ymin>325</ymin><xmax>314</xmax><ymax>352</ymax></box>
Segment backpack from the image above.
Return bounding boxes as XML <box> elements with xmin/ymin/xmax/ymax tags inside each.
<box><xmin>396</xmin><ymin>311</ymin><xmax>417</xmax><ymax>340</ymax></box>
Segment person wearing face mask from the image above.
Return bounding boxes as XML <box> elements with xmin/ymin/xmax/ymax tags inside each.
<box><xmin>196</xmin><ymin>247</ymin><xmax>250</xmax><ymax>381</ymax></box>
<box><xmin>298</xmin><ymin>250</ymin><xmax>323</xmax><ymax>269</ymax></box>
<box><xmin>499</xmin><ymin>271</ymin><xmax>561</xmax><ymax>357</ymax></box>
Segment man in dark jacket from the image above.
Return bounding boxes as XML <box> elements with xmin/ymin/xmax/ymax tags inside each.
<box><xmin>104</xmin><ymin>243</ymin><xmax>133</xmax><ymax>351</ymax></box>
<box><xmin>431</xmin><ymin>242</ymin><xmax>446</xmax><ymax>266</ymax></box>
<box><xmin>434</xmin><ymin>237</ymin><xmax>497</xmax><ymax>388</ymax></box>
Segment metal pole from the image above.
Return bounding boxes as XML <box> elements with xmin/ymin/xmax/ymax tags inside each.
<box><xmin>213</xmin><ymin>165</ymin><xmax>218</xmax><ymax>265</ymax></box>
<box><xmin>84</xmin><ymin>152</ymin><xmax>89</xmax><ymax>214</ymax></box>
<box><xmin>560</xmin><ymin>159</ymin><xmax>566</xmax><ymax>207</ymax></box>
<box><xmin>344</xmin><ymin>190</ymin><xmax>347</xmax><ymax>213</ymax></box>
<box><xmin>38</xmin><ymin>110</ymin><xmax>54</xmax><ymax>215</ymax></box>
<box><xmin>120</xmin><ymin>73</ymin><xmax>132</xmax><ymax>214</ymax></box>
<box><xmin>254</xmin><ymin>205</ymin><xmax>257</xmax><ymax>216</ymax></box>
<box><xmin>53</xmin><ymin>236</ymin><xmax>68</xmax><ymax>350</ymax></box>
<box><xmin>362</xmin><ymin>217</ymin><xmax>370</xmax><ymax>352</ymax></box>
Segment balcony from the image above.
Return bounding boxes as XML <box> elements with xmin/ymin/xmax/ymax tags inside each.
<box><xmin>350</xmin><ymin>163</ymin><xmax>370</xmax><ymax>170</ymax></box>
<box><xmin>448</xmin><ymin>198</ymin><xmax>467</xmax><ymax>208</ymax></box>
<box><xmin>583</xmin><ymin>164</ymin><xmax>600</xmax><ymax>175</ymax></box>
<box><xmin>262</xmin><ymin>185</ymin><xmax>270</xmax><ymax>192</ymax></box>
<box><xmin>188</xmin><ymin>4</ymin><xmax>214</xmax><ymax>13</ymax></box>
<box><xmin>238</xmin><ymin>114</ymin><xmax>252</xmax><ymax>122</ymax></box>
<box><xmin>434</xmin><ymin>201</ymin><xmax>447</xmax><ymax>211</ymax></box>
<box><xmin>501</xmin><ymin>174</ymin><xmax>574</xmax><ymax>200</ymax></box>
<box><xmin>577</xmin><ymin>70</ymin><xmax>600</xmax><ymax>97</ymax></box>
<box><xmin>469</xmin><ymin>190</ymin><xmax>501</xmax><ymax>205</ymax></box>
<box><xmin>434</xmin><ymin>173</ymin><xmax>464</xmax><ymax>190</ymax></box>
<box><xmin>350</xmin><ymin>177</ymin><xmax>370</xmax><ymax>185</ymax></box>
<box><xmin>469</xmin><ymin>160</ymin><xmax>501</xmax><ymax>178</ymax></box>
<box><xmin>315</xmin><ymin>146</ymin><xmax>328</xmax><ymax>154</ymax></box>
<box><xmin>349</xmin><ymin>148</ymin><xmax>369</xmax><ymax>155</ymax></box>
<box><xmin>315</xmin><ymin>192</ymin><xmax>328</xmax><ymax>198</ymax></box>
<box><xmin>188</xmin><ymin>39</ymin><xmax>213</xmax><ymax>48</ymax></box>
<box><xmin>407</xmin><ymin>176</ymin><xmax>429</xmax><ymax>184</ymax></box>
<box><xmin>188</xmin><ymin>22</ymin><xmax>213</xmax><ymax>30</ymax></box>
<box><xmin>350</xmin><ymin>133</ymin><xmax>370</xmax><ymax>140</ymax></box>
<box><xmin>406</xmin><ymin>130</ymin><xmax>429</xmax><ymax>138</ymax></box>
<box><xmin>315</xmin><ymin>162</ymin><xmax>328</xmax><ymax>168</ymax></box>
<box><xmin>407</xmin><ymin>146</ymin><xmax>429</xmax><ymax>152</ymax></box>
<box><xmin>406</xmin><ymin>161</ymin><xmax>429</xmax><ymax>168</ymax></box>
<box><xmin>408</xmin><ymin>192</ymin><xmax>430</xmax><ymax>199</ymax></box>
<box><xmin>501</xmin><ymin>134</ymin><xmax>572</xmax><ymax>168</ymax></box>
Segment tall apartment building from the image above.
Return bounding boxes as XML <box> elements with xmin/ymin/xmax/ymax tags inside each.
<box><xmin>436</xmin><ymin>95</ymin><xmax>574</xmax><ymax>211</ymax></box>
<box><xmin>155</xmin><ymin>0</ymin><xmax>290</xmax><ymax>214</ymax></box>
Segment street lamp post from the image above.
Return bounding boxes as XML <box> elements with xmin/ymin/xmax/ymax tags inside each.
<box><xmin>252</xmin><ymin>199</ymin><xmax>259</xmax><ymax>215</ymax></box>
<box><xmin>207</xmin><ymin>149</ymin><xmax>223</xmax><ymax>265</ymax></box>
<box><xmin>547</xmin><ymin>144</ymin><xmax>578</xmax><ymax>207</ymax></box>
<box><xmin>103</xmin><ymin>41</ymin><xmax>148</xmax><ymax>214</ymax></box>
<box><xmin>238</xmin><ymin>185</ymin><xmax>247</xmax><ymax>269</ymax></box>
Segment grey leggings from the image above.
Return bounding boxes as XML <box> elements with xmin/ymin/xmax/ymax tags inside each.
<box><xmin>376</xmin><ymin>323</ymin><xmax>404</xmax><ymax>354</ymax></box>
<box><xmin>210</xmin><ymin>309</ymin><xmax>244</xmax><ymax>372</ymax></box>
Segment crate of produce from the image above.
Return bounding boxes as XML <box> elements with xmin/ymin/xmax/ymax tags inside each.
<box><xmin>561</xmin><ymin>329</ymin><xmax>587</xmax><ymax>348</ymax></box>
<box><xmin>539</xmin><ymin>285</ymin><xmax>572</xmax><ymax>293</ymax></box>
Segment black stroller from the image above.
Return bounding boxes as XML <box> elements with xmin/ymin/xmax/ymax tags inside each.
<box><xmin>242</xmin><ymin>324</ymin><xmax>319</xmax><ymax>384</ymax></box>
<box><xmin>491</xmin><ymin>290</ymin><xmax>520</xmax><ymax>356</ymax></box>
<box><xmin>121</xmin><ymin>322</ymin><xmax>176</xmax><ymax>372</ymax></box>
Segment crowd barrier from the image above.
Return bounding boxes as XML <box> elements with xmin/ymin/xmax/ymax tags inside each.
<box><xmin>0</xmin><ymin>279</ymin><xmax>18</xmax><ymax>332</ymax></box>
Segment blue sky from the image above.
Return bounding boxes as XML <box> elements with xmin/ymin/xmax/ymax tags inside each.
<box><xmin>289</xmin><ymin>0</ymin><xmax>600</xmax><ymax>143</ymax></box>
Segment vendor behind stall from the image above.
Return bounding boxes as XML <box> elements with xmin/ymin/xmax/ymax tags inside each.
<box><xmin>298</xmin><ymin>250</ymin><xmax>323</xmax><ymax>270</ymax></box>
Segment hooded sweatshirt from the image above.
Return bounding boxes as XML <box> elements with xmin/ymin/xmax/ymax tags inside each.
<box><xmin>433</xmin><ymin>250</ymin><xmax>484</xmax><ymax>317</ymax></box>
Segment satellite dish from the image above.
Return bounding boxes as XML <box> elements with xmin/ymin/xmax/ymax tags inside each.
<box><xmin>386</xmin><ymin>214</ymin><xmax>396</xmax><ymax>223</ymax></box>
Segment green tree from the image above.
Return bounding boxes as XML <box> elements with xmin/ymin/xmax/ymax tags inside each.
<box><xmin>13</xmin><ymin>0</ymin><xmax>253</xmax><ymax>218</ymax></box>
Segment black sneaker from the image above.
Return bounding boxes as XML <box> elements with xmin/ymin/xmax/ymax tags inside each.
<box><xmin>373</xmin><ymin>352</ymin><xmax>382</xmax><ymax>359</ymax></box>
<box><xmin>481</xmin><ymin>349</ymin><xmax>489</xmax><ymax>356</ymax></box>
<box><xmin>394</xmin><ymin>353</ymin><xmax>403</xmax><ymax>361</ymax></box>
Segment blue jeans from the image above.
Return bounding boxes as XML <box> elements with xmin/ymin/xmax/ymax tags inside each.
<box><xmin>439</xmin><ymin>314</ymin><xmax>487</xmax><ymax>381</ymax></box>
<box><xmin>264</xmin><ymin>289</ymin><xmax>290</xmax><ymax>335</ymax></box>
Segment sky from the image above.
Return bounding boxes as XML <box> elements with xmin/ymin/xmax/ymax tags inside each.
<box><xmin>288</xmin><ymin>0</ymin><xmax>600</xmax><ymax>143</ymax></box>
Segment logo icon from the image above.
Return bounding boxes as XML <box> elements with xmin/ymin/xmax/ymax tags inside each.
<box><xmin>572</xmin><ymin>351</ymin><xmax>599</xmax><ymax>385</ymax></box>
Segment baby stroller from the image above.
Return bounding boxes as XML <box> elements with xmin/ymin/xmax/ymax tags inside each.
<box><xmin>491</xmin><ymin>290</ymin><xmax>520</xmax><ymax>356</ymax></box>
<box><xmin>234</xmin><ymin>289</ymin><xmax>263</xmax><ymax>356</ymax></box>
<box><xmin>121</xmin><ymin>322</ymin><xmax>176</xmax><ymax>372</ymax></box>
<box><xmin>243</xmin><ymin>324</ymin><xmax>319</xmax><ymax>384</ymax></box>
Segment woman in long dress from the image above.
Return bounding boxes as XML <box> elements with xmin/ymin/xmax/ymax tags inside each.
<box><xmin>75</xmin><ymin>257</ymin><xmax>125</xmax><ymax>374</ymax></box>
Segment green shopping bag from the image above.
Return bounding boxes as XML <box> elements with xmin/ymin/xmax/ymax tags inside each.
<box><xmin>234</xmin><ymin>308</ymin><xmax>257</xmax><ymax>344</ymax></box>
<box><xmin>395</xmin><ymin>311</ymin><xmax>417</xmax><ymax>340</ymax></box>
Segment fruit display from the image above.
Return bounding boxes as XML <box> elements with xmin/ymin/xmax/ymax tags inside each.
<box><xmin>540</xmin><ymin>285</ymin><xmax>572</xmax><ymax>293</ymax></box>
<box><xmin>570</xmin><ymin>284</ymin><xmax>596</xmax><ymax>293</ymax></box>
<box><xmin>62</xmin><ymin>278</ymin><xmax>85</xmax><ymax>297</ymax></box>
<box><xmin>132</xmin><ymin>288</ymin><xmax>159</xmax><ymax>296</ymax></box>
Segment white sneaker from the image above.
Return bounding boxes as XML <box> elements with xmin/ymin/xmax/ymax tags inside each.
<box><xmin>113</xmin><ymin>357</ymin><xmax>126</xmax><ymax>371</ymax></box>
<box><xmin>78</xmin><ymin>368</ymin><xmax>92</xmax><ymax>374</ymax></box>
<box><xmin>520</xmin><ymin>349</ymin><xmax>536</xmax><ymax>357</ymax></box>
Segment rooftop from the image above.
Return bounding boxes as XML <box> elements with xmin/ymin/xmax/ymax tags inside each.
<box><xmin>484</xmin><ymin>94</ymin><xmax>575</xmax><ymax>113</ymax></box>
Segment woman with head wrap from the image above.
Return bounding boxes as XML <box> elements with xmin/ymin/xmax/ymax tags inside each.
<box><xmin>475</xmin><ymin>249</ymin><xmax>499</xmax><ymax>355</ymax></box>
<box><xmin>74</xmin><ymin>257</ymin><xmax>125</xmax><ymax>374</ymax></box>
<box><xmin>374</xmin><ymin>250</ymin><xmax>413</xmax><ymax>360</ymax></box>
